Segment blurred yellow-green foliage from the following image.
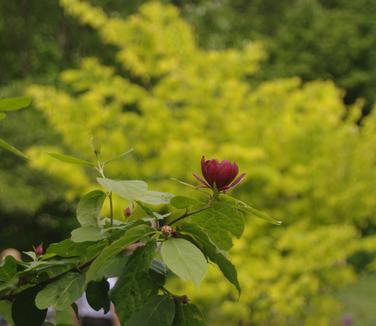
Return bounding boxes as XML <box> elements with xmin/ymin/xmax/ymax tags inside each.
<box><xmin>17</xmin><ymin>1</ymin><xmax>376</xmax><ymax>325</ymax></box>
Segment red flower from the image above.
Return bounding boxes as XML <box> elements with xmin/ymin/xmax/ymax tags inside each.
<box><xmin>194</xmin><ymin>156</ymin><xmax>246</xmax><ymax>192</ymax></box>
<box><xmin>33</xmin><ymin>243</ymin><xmax>44</xmax><ymax>256</ymax></box>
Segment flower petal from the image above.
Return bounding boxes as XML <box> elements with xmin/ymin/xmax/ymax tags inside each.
<box><xmin>227</xmin><ymin>173</ymin><xmax>246</xmax><ymax>189</ymax></box>
<box><xmin>193</xmin><ymin>173</ymin><xmax>211</xmax><ymax>188</ymax></box>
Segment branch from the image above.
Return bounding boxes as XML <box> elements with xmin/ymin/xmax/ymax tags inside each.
<box><xmin>170</xmin><ymin>205</ymin><xmax>211</xmax><ymax>225</ymax></box>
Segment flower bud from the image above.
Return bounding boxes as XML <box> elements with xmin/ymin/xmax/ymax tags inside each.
<box><xmin>161</xmin><ymin>225</ymin><xmax>176</xmax><ymax>237</ymax></box>
<box><xmin>124</xmin><ymin>206</ymin><xmax>133</xmax><ymax>218</ymax></box>
<box><xmin>33</xmin><ymin>243</ymin><xmax>44</xmax><ymax>256</ymax></box>
<box><xmin>179</xmin><ymin>295</ymin><xmax>189</xmax><ymax>304</ymax></box>
<box><xmin>193</xmin><ymin>156</ymin><xmax>246</xmax><ymax>192</ymax></box>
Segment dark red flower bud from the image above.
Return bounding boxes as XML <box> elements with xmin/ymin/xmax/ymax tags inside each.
<box><xmin>193</xmin><ymin>156</ymin><xmax>246</xmax><ymax>192</ymax></box>
<box><xmin>124</xmin><ymin>206</ymin><xmax>133</xmax><ymax>218</ymax></box>
<box><xmin>33</xmin><ymin>243</ymin><xmax>44</xmax><ymax>256</ymax></box>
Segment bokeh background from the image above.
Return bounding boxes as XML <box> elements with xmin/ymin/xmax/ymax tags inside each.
<box><xmin>1</xmin><ymin>0</ymin><xmax>376</xmax><ymax>325</ymax></box>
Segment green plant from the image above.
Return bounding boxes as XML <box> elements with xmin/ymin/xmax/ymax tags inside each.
<box><xmin>0</xmin><ymin>144</ymin><xmax>278</xmax><ymax>325</ymax></box>
<box><xmin>21</xmin><ymin>1</ymin><xmax>376</xmax><ymax>324</ymax></box>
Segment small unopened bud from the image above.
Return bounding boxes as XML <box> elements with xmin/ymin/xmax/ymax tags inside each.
<box><xmin>181</xmin><ymin>295</ymin><xmax>189</xmax><ymax>304</ymax></box>
<box><xmin>33</xmin><ymin>243</ymin><xmax>44</xmax><ymax>256</ymax></box>
<box><xmin>91</xmin><ymin>136</ymin><xmax>101</xmax><ymax>156</ymax></box>
<box><xmin>124</xmin><ymin>206</ymin><xmax>133</xmax><ymax>218</ymax></box>
<box><xmin>161</xmin><ymin>225</ymin><xmax>176</xmax><ymax>237</ymax></box>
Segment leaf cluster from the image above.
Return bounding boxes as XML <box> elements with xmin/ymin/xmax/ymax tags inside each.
<box><xmin>0</xmin><ymin>152</ymin><xmax>275</xmax><ymax>326</ymax></box>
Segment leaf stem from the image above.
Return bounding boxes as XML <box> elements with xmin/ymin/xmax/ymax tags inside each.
<box><xmin>109</xmin><ymin>192</ymin><xmax>114</xmax><ymax>227</ymax></box>
<box><xmin>95</xmin><ymin>158</ymin><xmax>114</xmax><ymax>228</ymax></box>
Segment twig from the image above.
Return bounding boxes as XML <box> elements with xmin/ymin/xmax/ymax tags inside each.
<box><xmin>170</xmin><ymin>205</ymin><xmax>211</xmax><ymax>225</ymax></box>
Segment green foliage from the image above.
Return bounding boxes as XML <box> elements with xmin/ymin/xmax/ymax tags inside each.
<box><xmin>126</xmin><ymin>294</ymin><xmax>175</xmax><ymax>326</ymax></box>
<box><xmin>161</xmin><ymin>238</ymin><xmax>208</xmax><ymax>286</ymax></box>
<box><xmin>48</xmin><ymin>153</ymin><xmax>94</xmax><ymax>167</ymax></box>
<box><xmin>193</xmin><ymin>200</ymin><xmax>245</xmax><ymax>250</ymax></box>
<box><xmin>1</xmin><ymin>0</ymin><xmax>375</xmax><ymax>324</ymax></box>
<box><xmin>0</xmin><ymin>97</ymin><xmax>31</xmax><ymax>112</ymax></box>
<box><xmin>179</xmin><ymin>223</ymin><xmax>240</xmax><ymax>294</ymax></box>
<box><xmin>110</xmin><ymin>241</ymin><xmax>157</xmax><ymax>324</ymax></box>
<box><xmin>12</xmin><ymin>287</ymin><xmax>47</xmax><ymax>326</ymax></box>
<box><xmin>0</xmin><ymin>148</ymin><xmax>260</xmax><ymax>325</ymax></box>
<box><xmin>76</xmin><ymin>190</ymin><xmax>106</xmax><ymax>227</ymax></box>
<box><xmin>86</xmin><ymin>279</ymin><xmax>111</xmax><ymax>313</ymax></box>
<box><xmin>21</xmin><ymin>2</ymin><xmax>376</xmax><ymax>324</ymax></box>
<box><xmin>35</xmin><ymin>273</ymin><xmax>85</xmax><ymax>310</ymax></box>
<box><xmin>178</xmin><ymin>0</ymin><xmax>376</xmax><ymax>107</ymax></box>
<box><xmin>0</xmin><ymin>96</ymin><xmax>31</xmax><ymax>159</ymax></box>
<box><xmin>173</xmin><ymin>302</ymin><xmax>206</xmax><ymax>326</ymax></box>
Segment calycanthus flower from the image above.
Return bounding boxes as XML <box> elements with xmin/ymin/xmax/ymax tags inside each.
<box><xmin>194</xmin><ymin>156</ymin><xmax>246</xmax><ymax>192</ymax></box>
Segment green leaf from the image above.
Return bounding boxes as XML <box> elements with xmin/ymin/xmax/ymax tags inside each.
<box><xmin>12</xmin><ymin>287</ymin><xmax>47</xmax><ymax>326</ymax></box>
<box><xmin>0</xmin><ymin>256</ymin><xmax>18</xmax><ymax>282</ymax></box>
<box><xmin>35</xmin><ymin>272</ymin><xmax>85</xmax><ymax>310</ymax></box>
<box><xmin>0</xmin><ymin>300</ymin><xmax>14</xmax><ymax>326</ymax></box>
<box><xmin>126</xmin><ymin>295</ymin><xmax>175</xmax><ymax>326</ymax></box>
<box><xmin>104</xmin><ymin>148</ymin><xmax>134</xmax><ymax>165</ymax></box>
<box><xmin>161</xmin><ymin>238</ymin><xmax>207</xmax><ymax>286</ymax></box>
<box><xmin>0</xmin><ymin>96</ymin><xmax>31</xmax><ymax>111</ymax></box>
<box><xmin>0</xmin><ymin>112</ymin><xmax>6</xmax><ymax>120</ymax></box>
<box><xmin>138</xmin><ymin>190</ymin><xmax>174</xmax><ymax>205</ymax></box>
<box><xmin>173</xmin><ymin>302</ymin><xmax>206</xmax><ymax>326</ymax></box>
<box><xmin>180</xmin><ymin>224</ymin><xmax>240</xmax><ymax>294</ymax></box>
<box><xmin>0</xmin><ymin>138</ymin><xmax>28</xmax><ymax>159</ymax></box>
<box><xmin>97</xmin><ymin>177</ymin><xmax>172</xmax><ymax>205</ymax></box>
<box><xmin>47</xmin><ymin>239</ymin><xmax>91</xmax><ymax>257</ymax></box>
<box><xmin>110</xmin><ymin>242</ymin><xmax>157</xmax><ymax>324</ymax></box>
<box><xmin>97</xmin><ymin>178</ymin><xmax>148</xmax><ymax>201</ymax></box>
<box><xmin>86</xmin><ymin>279</ymin><xmax>110</xmax><ymax>313</ymax></box>
<box><xmin>76</xmin><ymin>190</ymin><xmax>106</xmax><ymax>226</ymax></box>
<box><xmin>86</xmin><ymin>224</ymin><xmax>154</xmax><ymax>282</ymax></box>
<box><xmin>242</xmin><ymin>203</ymin><xmax>282</xmax><ymax>225</ymax></box>
<box><xmin>193</xmin><ymin>201</ymin><xmax>245</xmax><ymax>250</ymax></box>
<box><xmin>221</xmin><ymin>195</ymin><xmax>281</xmax><ymax>225</ymax></box>
<box><xmin>71</xmin><ymin>226</ymin><xmax>106</xmax><ymax>243</ymax></box>
<box><xmin>92</xmin><ymin>254</ymin><xmax>128</xmax><ymax>280</ymax></box>
<box><xmin>170</xmin><ymin>196</ymin><xmax>199</xmax><ymax>209</ymax></box>
<box><xmin>48</xmin><ymin>152</ymin><xmax>94</xmax><ymax>167</ymax></box>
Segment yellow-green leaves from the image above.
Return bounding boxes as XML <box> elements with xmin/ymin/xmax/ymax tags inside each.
<box><xmin>0</xmin><ymin>96</ymin><xmax>31</xmax><ymax>112</ymax></box>
<box><xmin>0</xmin><ymin>139</ymin><xmax>28</xmax><ymax>159</ymax></box>
<box><xmin>48</xmin><ymin>152</ymin><xmax>94</xmax><ymax>167</ymax></box>
<box><xmin>161</xmin><ymin>238</ymin><xmax>207</xmax><ymax>286</ymax></box>
<box><xmin>0</xmin><ymin>96</ymin><xmax>31</xmax><ymax>159</ymax></box>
